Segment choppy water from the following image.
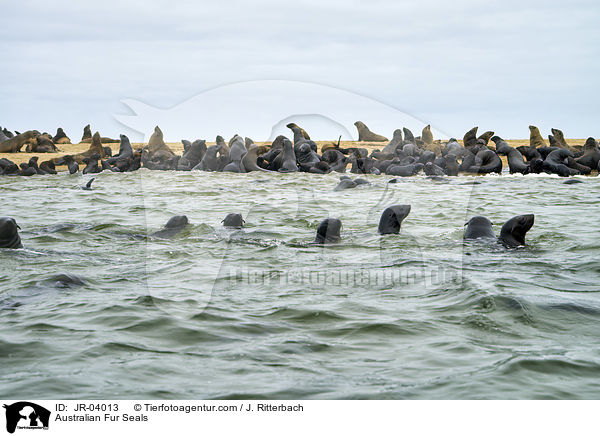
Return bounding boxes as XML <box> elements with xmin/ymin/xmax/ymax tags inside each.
<box><xmin>1</xmin><ymin>170</ymin><xmax>599</xmax><ymax>399</ymax></box>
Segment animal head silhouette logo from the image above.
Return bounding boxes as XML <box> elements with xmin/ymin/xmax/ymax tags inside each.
<box><xmin>3</xmin><ymin>402</ymin><xmax>50</xmax><ymax>434</ymax></box>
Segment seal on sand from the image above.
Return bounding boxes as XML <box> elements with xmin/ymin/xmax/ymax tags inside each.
<box><xmin>0</xmin><ymin>217</ymin><xmax>22</xmax><ymax>249</ymax></box>
<box><xmin>177</xmin><ymin>139</ymin><xmax>207</xmax><ymax>171</ymax></box>
<box><xmin>150</xmin><ymin>215</ymin><xmax>189</xmax><ymax>239</ymax></box>
<box><xmin>286</xmin><ymin>123</ymin><xmax>310</xmax><ymax>140</ymax></box>
<box><xmin>278</xmin><ymin>139</ymin><xmax>298</xmax><ymax>173</ymax></box>
<box><xmin>0</xmin><ymin>130</ymin><xmax>39</xmax><ymax>153</ymax></box>
<box><xmin>53</xmin><ymin>127</ymin><xmax>71</xmax><ymax>144</ymax></box>
<box><xmin>492</xmin><ymin>136</ymin><xmax>529</xmax><ymax>174</ymax></box>
<box><xmin>421</xmin><ymin>125</ymin><xmax>433</xmax><ymax>145</ymax></box>
<box><xmin>378</xmin><ymin>205</ymin><xmax>411</xmax><ymax>235</ymax></box>
<box><xmin>463</xmin><ymin>127</ymin><xmax>479</xmax><ymax>149</ymax></box>
<box><xmin>354</xmin><ymin>121</ymin><xmax>388</xmax><ymax>142</ymax></box>
<box><xmin>81</xmin><ymin>124</ymin><xmax>92</xmax><ymax>142</ymax></box>
<box><xmin>314</xmin><ymin>218</ymin><xmax>342</xmax><ymax>243</ymax></box>
<box><xmin>477</xmin><ymin>131</ymin><xmax>495</xmax><ymax>145</ymax></box>
<box><xmin>242</xmin><ymin>144</ymin><xmax>270</xmax><ymax>172</ymax></box>
<box><xmin>529</xmin><ymin>125</ymin><xmax>546</xmax><ymax>148</ymax></box>
<box><xmin>464</xmin><ymin>216</ymin><xmax>495</xmax><ymax>240</ymax></box>
<box><xmin>499</xmin><ymin>214</ymin><xmax>534</xmax><ymax>248</ymax></box>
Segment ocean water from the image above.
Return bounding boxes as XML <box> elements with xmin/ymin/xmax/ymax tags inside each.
<box><xmin>1</xmin><ymin>170</ymin><xmax>599</xmax><ymax>399</ymax></box>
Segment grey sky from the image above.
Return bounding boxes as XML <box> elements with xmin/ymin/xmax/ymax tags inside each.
<box><xmin>1</xmin><ymin>0</ymin><xmax>598</xmax><ymax>141</ymax></box>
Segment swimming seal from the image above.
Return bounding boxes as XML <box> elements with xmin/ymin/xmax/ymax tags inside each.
<box><xmin>222</xmin><ymin>213</ymin><xmax>244</xmax><ymax>228</ymax></box>
<box><xmin>498</xmin><ymin>214</ymin><xmax>535</xmax><ymax>248</ymax></box>
<box><xmin>314</xmin><ymin>218</ymin><xmax>342</xmax><ymax>243</ymax></box>
<box><xmin>529</xmin><ymin>125</ymin><xmax>546</xmax><ymax>148</ymax></box>
<box><xmin>82</xmin><ymin>178</ymin><xmax>95</xmax><ymax>190</ymax></box>
<box><xmin>378</xmin><ymin>205</ymin><xmax>411</xmax><ymax>234</ymax></box>
<box><xmin>464</xmin><ymin>216</ymin><xmax>495</xmax><ymax>240</ymax></box>
<box><xmin>150</xmin><ymin>215</ymin><xmax>189</xmax><ymax>239</ymax></box>
<box><xmin>0</xmin><ymin>217</ymin><xmax>22</xmax><ymax>249</ymax></box>
<box><xmin>354</xmin><ymin>121</ymin><xmax>388</xmax><ymax>142</ymax></box>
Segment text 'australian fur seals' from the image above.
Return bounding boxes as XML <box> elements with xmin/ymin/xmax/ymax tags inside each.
<box><xmin>222</xmin><ymin>213</ymin><xmax>244</xmax><ymax>229</ymax></box>
<box><xmin>378</xmin><ymin>205</ymin><xmax>411</xmax><ymax>235</ymax></box>
<box><xmin>150</xmin><ymin>215</ymin><xmax>189</xmax><ymax>239</ymax></box>
<box><xmin>0</xmin><ymin>217</ymin><xmax>23</xmax><ymax>249</ymax></box>
<box><xmin>314</xmin><ymin>218</ymin><xmax>342</xmax><ymax>244</ymax></box>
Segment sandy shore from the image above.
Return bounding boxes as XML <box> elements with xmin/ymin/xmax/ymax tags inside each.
<box><xmin>0</xmin><ymin>138</ymin><xmax>591</xmax><ymax>167</ymax></box>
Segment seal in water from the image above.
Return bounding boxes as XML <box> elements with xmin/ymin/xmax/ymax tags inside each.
<box><xmin>378</xmin><ymin>205</ymin><xmax>411</xmax><ymax>234</ymax></box>
<box><xmin>498</xmin><ymin>214</ymin><xmax>535</xmax><ymax>248</ymax></box>
<box><xmin>464</xmin><ymin>216</ymin><xmax>495</xmax><ymax>240</ymax></box>
<box><xmin>81</xmin><ymin>178</ymin><xmax>95</xmax><ymax>190</ymax></box>
<box><xmin>0</xmin><ymin>217</ymin><xmax>22</xmax><ymax>249</ymax></box>
<box><xmin>192</xmin><ymin>144</ymin><xmax>221</xmax><ymax>171</ymax></box>
<box><xmin>314</xmin><ymin>218</ymin><xmax>342</xmax><ymax>243</ymax></box>
<box><xmin>150</xmin><ymin>215</ymin><xmax>189</xmax><ymax>239</ymax></box>
<box><xmin>222</xmin><ymin>213</ymin><xmax>244</xmax><ymax>228</ymax></box>
<box><xmin>354</xmin><ymin>121</ymin><xmax>388</xmax><ymax>142</ymax></box>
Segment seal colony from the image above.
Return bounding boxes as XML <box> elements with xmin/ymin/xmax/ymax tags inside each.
<box><xmin>0</xmin><ymin>122</ymin><xmax>598</xmax><ymax>177</ymax></box>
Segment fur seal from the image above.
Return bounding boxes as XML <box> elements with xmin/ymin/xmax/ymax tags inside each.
<box><xmin>82</xmin><ymin>178</ymin><xmax>95</xmax><ymax>190</ymax></box>
<box><xmin>222</xmin><ymin>213</ymin><xmax>244</xmax><ymax>228</ymax></box>
<box><xmin>0</xmin><ymin>130</ymin><xmax>39</xmax><ymax>153</ymax></box>
<box><xmin>492</xmin><ymin>136</ymin><xmax>529</xmax><ymax>174</ymax></box>
<box><xmin>278</xmin><ymin>139</ymin><xmax>298</xmax><ymax>173</ymax></box>
<box><xmin>421</xmin><ymin>125</ymin><xmax>433</xmax><ymax>145</ymax></box>
<box><xmin>550</xmin><ymin>128</ymin><xmax>570</xmax><ymax>149</ymax></box>
<box><xmin>106</xmin><ymin>135</ymin><xmax>134</xmax><ymax>165</ymax></box>
<box><xmin>464</xmin><ymin>216</ymin><xmax>495</xmax><ymax>240</ymax></box>
<box><xmin>177</xmin><ymin>139</ymin><xmax>207</xmax><ymax>171</ymax></box>
<box><xmin>378</xmin><ymin>205</ymin><xmax>411</xmax><ymax>235</ymax></box>
<box><xmin>314</xmin><ymin>218</ymin><xmax>342</xmax><ymax>243</ymax></box>
<box><xmin>242</xmin><ymin>144</ymin><xmax>270</xmax><ymax>172</ymax></box>
<box><xmin>381</xmin><ymin>129</ymin><xmax>403</xmax><ymax>154</ymax></box>
<box><xmin>403</xmin><ymin>128</ymin><xmax>415</xmax><ymax>143</ymax></box>
<box><xmin>81</xmin><ymin>124</ymin><xmax>92</xmax><ymax>142</ymax></box>
<box><xmin>499</xmin><ymin>214</ymin><xmax>534</xmax><ymax>248</ymax></box>
<box><xmin>0</xmin><ymin>217</ymin><xmax>22</xmax><ymax>249</ymax></box>
<box><xmin>529</xmin><ymin>125</ymin><xmax>546</xmax><ymax>148</ymax></box>
<box><xmin>334</xmin><ymin>179</ymin><xmax>357</xmax><ymax>191</ymax></box>
<box><xmin>286</xmin><ymin>123</ymin><xmax>310</xmax><ymax>140</ymax></box>
<box><xmin>142</xmin><ymin>126</ymin><xmax>178</xmax><ymax>170</ymax></box>
<box><xmin>53</xmin><ymin>127</ymin><xmax>71</xmax><ymax>144</ymax></box>
<box><xmin>543</xmin><ymin>148</ymin><xmax>572</xmax><ymax>177</ymax></box>
<box><xmin>151</xmin><ymin>215</ymin><xmax>189</xmax><ymax>239</ymax></box>
<box><xmin>354</xmin><ymin>121</ymin><xmax>388</xmax><ymax>142</ymax></box>
<box><xmin>82</xmin><ymin>154</ymin><xmax>101</xmax><ymax>174</ymax></box>
<box><xmin>63</xmin><ymin>155</ymin><xmax>79</xmax><ymax>174</ymax></box>
<box><xmin>39</xmin><ymin>160</ymin><xmax>57</xmax><ymax>174</ymax></box>
<box><xmin>192</xmin><ymin>145</ymin><xmax>220</xmax><ymax>171</ymax></box>
<box><xmin>424</xmin><ymin>162</ymin><xmax>445</xmax><ymax>176</ymax></box>
<box><xmin>468</xmin><ymin>148</ymin><xmax>502</xmax><ymax>174</ymax></box>
<box><xmin>463</xmin><ymin>127</ymin><xmax>479</xmax><ymax>149</ymax></box>
<box><xmin>222</xmin><ymin>135</ymin><xmax>247</xmax><ymax>173</ymax></box>
<box><xmin>477</xmin><ymin>131</ymin><xmax>495</xmax><ymax>145</ymax></box>
<box><xmin>575</xmin><ymin>138</ymin><xmax>600</xmax><ymax>169</ymax></box>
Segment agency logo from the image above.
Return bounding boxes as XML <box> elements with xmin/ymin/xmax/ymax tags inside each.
<box><xmin>3</xmin><ymin>402</ymin><xmax>50</xmax><ymax>434</ymax></box>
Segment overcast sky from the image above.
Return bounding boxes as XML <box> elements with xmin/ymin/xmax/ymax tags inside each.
<box><xmin>1</xmin><ymin>0</ymin><xmax>598</xmax><ymax>141</ymax></box>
